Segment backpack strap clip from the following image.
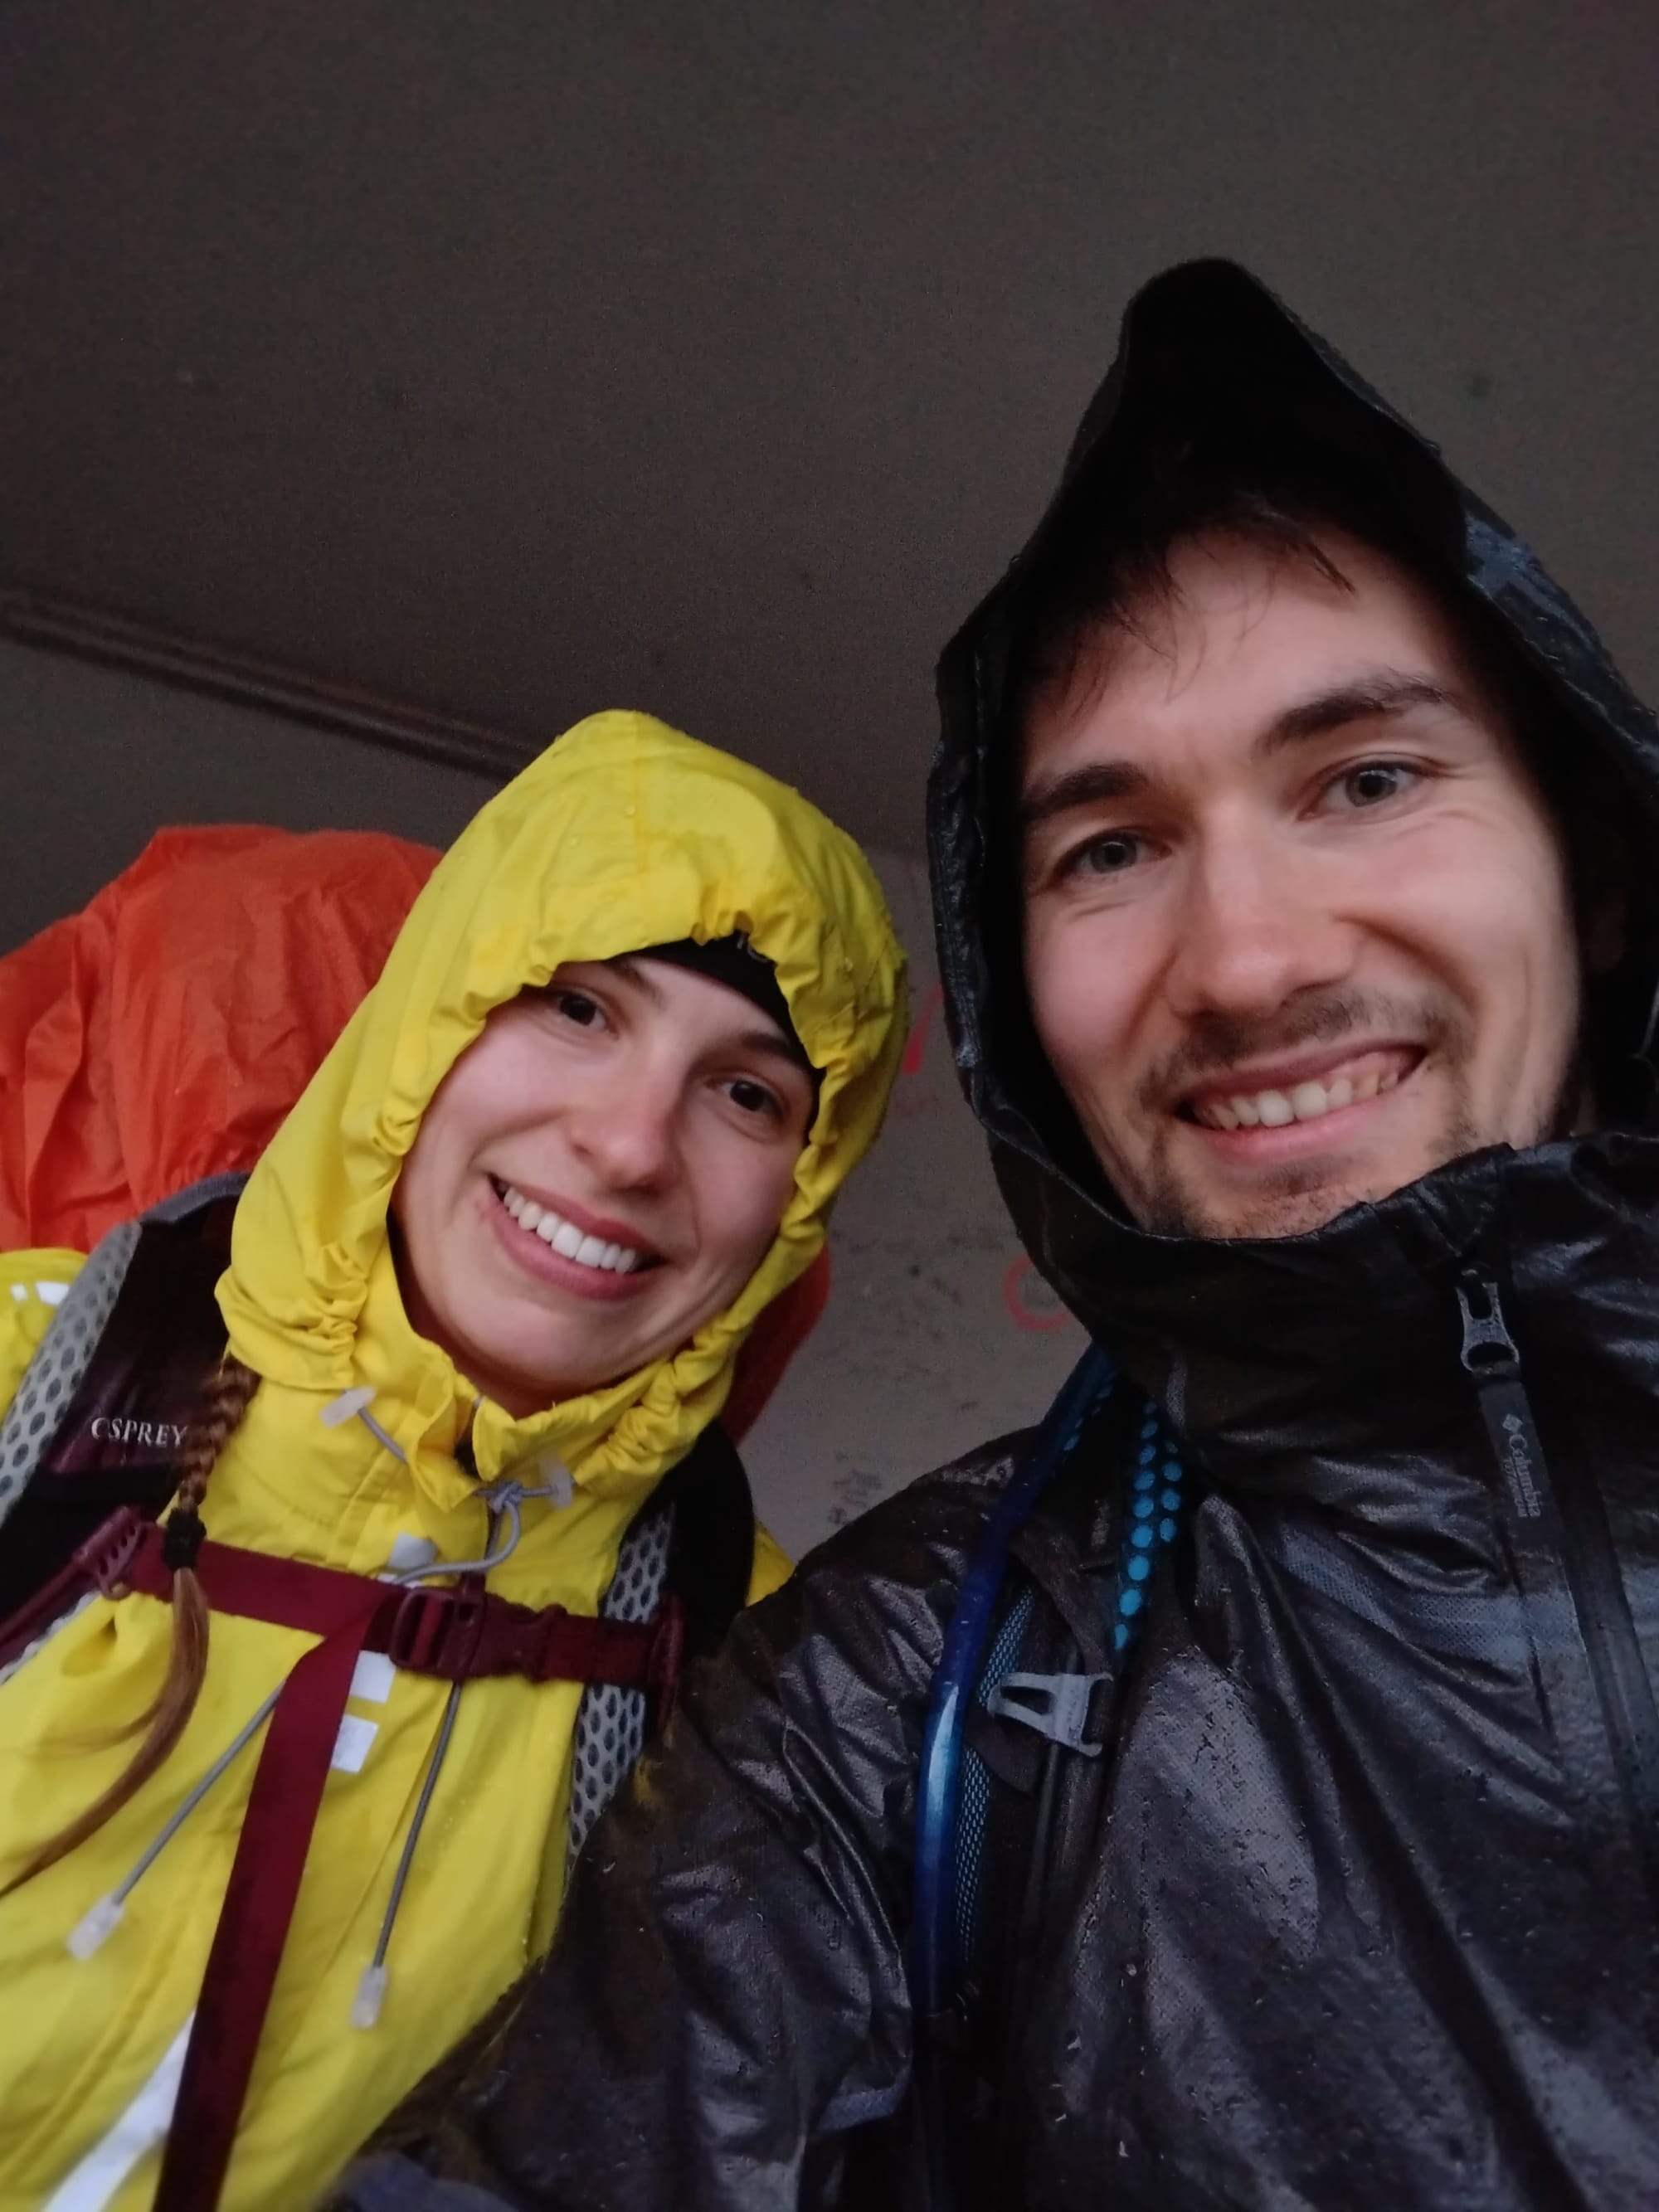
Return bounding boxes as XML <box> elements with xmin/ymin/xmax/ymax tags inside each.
<box><xmin>382</xmin><ymin>1579</ymin><xmax>489</xmax><ymax>1675</ymax></box>
<box><xmin>985</xmin><ymin>1667</ymin><xmax>1110</xmax><ymax>1756</ymax></box>
<box><xmin>79</xmin><ymin>1503</ymin><xmax>147</xmax><ymax>1596</ymax></box>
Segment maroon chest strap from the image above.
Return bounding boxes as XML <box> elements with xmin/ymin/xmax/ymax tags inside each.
<box><xmin>83</xmin><ymin>1507</ymin><xmax>682</xmax><ymax>1693</ymax></box>
<box><xmin>1</xmin><ymin>1508</ymin><xmax>682</xmax><ymax>2212</ymax></box>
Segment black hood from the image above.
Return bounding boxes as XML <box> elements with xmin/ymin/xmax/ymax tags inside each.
<box><xmin>931</xmin><ymin>257</ymin><xmax>1659</xmax><ymax>1408</ymax></box>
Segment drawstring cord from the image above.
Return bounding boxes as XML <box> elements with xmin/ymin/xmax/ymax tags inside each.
<box><xmin>348</xmin><ymin>1475</ymin><xmax>571</xmax><ymax>2029</ymax></box>
<box><xmin>65</xmin><ymin>1387</ymin><xmax>572</xmax><ymax>2032</ymax></box>
<box><xmin>349</xmin><ymin>1678</ymin><xmax>463</xmax><ymax>2027</ymax></box>
<box><xmin>67</xmin><ymin>1687</ymin><xmax>283</xmax><ymax>1960</ymax></box>
<box><xmin>381</xmin><ymin>1471</ymin><xmax>567</xmax><ymax>1588</ymax></box>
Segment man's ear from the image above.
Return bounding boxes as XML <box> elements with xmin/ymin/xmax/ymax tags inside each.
<box><xmin>1578</xmin><ymin>819</ymin><xmax>1631</xmax><ymax>977</ymax></box>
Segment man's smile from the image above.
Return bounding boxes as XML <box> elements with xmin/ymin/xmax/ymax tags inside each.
<box><xmin>1178</xmin><ymin>1043</ymin><xmax>1425</xmax><ymax>1144</ymax></box>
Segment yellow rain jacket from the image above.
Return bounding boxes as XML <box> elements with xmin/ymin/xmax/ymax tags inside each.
<box><xmin>0</xmin><ymin>712</ymin><xmax>906</xmax><ymax>2210</ymax></box>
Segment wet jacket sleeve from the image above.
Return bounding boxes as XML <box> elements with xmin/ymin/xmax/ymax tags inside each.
<box><xmin>325</xmin><ymin>1460</ymin><xmax>1005</xmax><ymax>2212</ymax></box>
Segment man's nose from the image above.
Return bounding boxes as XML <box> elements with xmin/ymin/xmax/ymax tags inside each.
<box><xmin>1164</xmin><ymin>824</ymin><xmax>1352</xmax><ymax>1021</ymax></box>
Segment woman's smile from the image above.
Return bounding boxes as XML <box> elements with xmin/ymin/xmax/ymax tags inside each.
<box><xmin>483</xmin><ymin>1174</ymin><xmax>660</xmax><ymax>1302</ymax></box>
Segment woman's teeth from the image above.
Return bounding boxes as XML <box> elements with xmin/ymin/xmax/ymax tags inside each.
<box><xmin>1193</xmin><ymin>1065</ymin><xmax>1402</xmax><ymax>1133</ymax></box>
<box><xmin>497</xmin><ymin>1184</ymin><xmax>645</xmax><ymax>1273</ymax></box>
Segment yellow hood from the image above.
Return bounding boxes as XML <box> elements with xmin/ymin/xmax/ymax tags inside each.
<box><xmin>218</xmin><ymin>711</ymin><xmax>906</xmax><ymax>1506</ymax></box>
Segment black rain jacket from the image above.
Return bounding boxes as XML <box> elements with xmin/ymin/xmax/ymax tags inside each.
<box><xmin>329</xmin><ymin>263</ymin><xmax>1659</xmax><ymax>2211</ymax></box>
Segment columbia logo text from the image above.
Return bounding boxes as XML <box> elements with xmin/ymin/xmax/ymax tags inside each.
<box><xmin>1501</xmin><ymin>1411</ymin><xmax>1543</xmax><ymax>1520</ymax></box>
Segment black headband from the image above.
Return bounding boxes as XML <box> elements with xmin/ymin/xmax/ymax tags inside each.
<box><xmin>634</xmin><ymin>935</ymin><xmax>815</xmax><ymax>1072</ymax></box>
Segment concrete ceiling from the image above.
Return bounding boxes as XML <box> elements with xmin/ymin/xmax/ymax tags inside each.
<box><xmin>3</xmin><ymin>1</ymin><xmax>1657</xmax><ymax>852</ymax></box>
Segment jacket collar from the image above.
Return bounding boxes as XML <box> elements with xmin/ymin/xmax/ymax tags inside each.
<box><xmin>1002</xmin><ymin>1126</ymin><xmax>1659</xmax><ymax>1518</ymax></box>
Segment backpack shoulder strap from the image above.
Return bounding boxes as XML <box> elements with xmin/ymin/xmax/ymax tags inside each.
<box><xmin>953</xmin><ymin>1384</ymin><xmax>1136</xmax><ymax>1996</ymax></box>
<box><xmin>0</xmin><ymin>1174</ymin><xmax>246</xmax><ymax>1621</ymax></box>
<box><xmin>566</xmin><ymin>1421</ymin><xmax>756</xmax><ymax>1860</ymax></box>
<box><xmin>0</xmin><ymin>1222</ymin><xmax>140</xmax><ymax>1529</ymax></box>
<box><xmin>658</xmin><ymin>1419</ymin><xmax>756</xmax><ymax>1655</ymax></box>
<box><xmin>942</xmin><ymin>1386</ymin><xmax>1190</xmax><ymax>2208</ymax></box>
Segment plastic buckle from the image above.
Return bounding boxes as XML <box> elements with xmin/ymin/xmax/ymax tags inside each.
<box><xmin>985</xmin><ymin>1669</ymin><xmax>1108</xmax><ymax>1757</ymax></box>
<box><xmin>385</xmin><ymin>1583</ymin><xmax>488</xmax><ymax>1678</ymax></box>
<box><xmin>485</xmin><ymin>1596</ymin><xmax>564</xmax><ymax>1685</ymax></box>
<box><xmin>75</xmin><ymin>1507</ymin><xmax>147</xmax><ymax>1597</ymax></box>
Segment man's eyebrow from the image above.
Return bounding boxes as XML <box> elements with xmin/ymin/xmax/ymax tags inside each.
<box><xmin>1019</xmin><ymin>673</ymin><xmax>1467</xmax><ymax>837</ymax></box>
<box><xmin>1019</xmin><ymin>758</ymin><xmax>1150</xmax><ymax>837</ymax></box>
<box><xmin>1258</xmin><ymin>673</ymin><xmax>1465</xmax><ymax>755</ymax></box>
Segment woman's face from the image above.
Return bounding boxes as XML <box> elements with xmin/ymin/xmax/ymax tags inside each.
<box><xmin>392</xmin><ymin>956</ymin><xmax>815</xmax><ymax>1416</ymax></box>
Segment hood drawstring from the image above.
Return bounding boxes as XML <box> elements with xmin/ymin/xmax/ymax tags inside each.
<box><xmin>350</xmin><ymin>1467</ymin><xmax>571</xmax><ymax>2030</ymax></box>
<box><xmin>349</xmin><ymin>1677</ymin><xmax>462</xmax><ymax>2029</ymax></box>
<box><xmin>66</xmin><ymin>1392</ymin><xmax>572</xmax><ymax>2020</ymax></box>
<box><xmin>67</xmin><ymin>1687</ymin><xmax>283</xmax><ymax>1961</ymax></box>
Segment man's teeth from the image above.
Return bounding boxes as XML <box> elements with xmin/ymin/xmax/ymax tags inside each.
<box><xmin>497</xmin><ymin>1185</ymin><xmax>644</xmax><ymax>1272</ymax></box>
<box><xmin>1194</xmin><ymin>1065</ymin><xmax>1401</xmax><ymax>1133</ymax></box>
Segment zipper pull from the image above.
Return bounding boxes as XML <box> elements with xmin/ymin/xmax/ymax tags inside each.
<box><xmin>1456</xmin><ymin>1270</ymin><xmax>1545</xmax><ymax>1522</ymax></box>
<box><xmin>1456</xmin><ymin>1271</ymin><xmax>1520</xmax><ymax>1374</ymax></box>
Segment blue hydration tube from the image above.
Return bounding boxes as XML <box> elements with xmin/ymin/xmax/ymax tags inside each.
<box><xmin>911</xmin><ymin>1342</ymin><xmax>1118</xmax><ymax>2035</ymax></box>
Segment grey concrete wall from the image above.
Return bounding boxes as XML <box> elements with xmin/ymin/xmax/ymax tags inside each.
<box><xmin>2</xmin><ymin>640</ymin><xmax>1082</xmax><ymax>1552</ymax></box>
<box><xmin>742</xmin><ymin>848</ymin><xmax>1083</xmax><ymax>1558</ymax></box>
<box><xmin>0</xmin><ymin>638</ymin><xmax>498</xmax><ymax>951</ymax></box>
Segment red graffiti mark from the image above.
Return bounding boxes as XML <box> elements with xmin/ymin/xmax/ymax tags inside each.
<box><xmin>1002</xmin><ymin>1253</ymin><xmax>1071</xmax><ymax>1334</ymax></box>
<box><xmin>902</xmin><ymin>980</ymin><xmax>945</xmax><ymax>1077</ymax></box>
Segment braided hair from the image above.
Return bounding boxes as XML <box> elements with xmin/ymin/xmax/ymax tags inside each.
<box><xmin>3</xmin><ymin>1352</ymin><xmax>260</xmax><ymax>1892</ymax></box>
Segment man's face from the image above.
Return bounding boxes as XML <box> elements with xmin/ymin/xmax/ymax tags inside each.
<box><xmin>392</xmin><ymin>956</ymin><xmax>814</xmax><ymax>1415</ymax></box>
<box><xmin>1019</xmin><ymin>528</ymin><xmax>1584</xmax><ymax>1239</ymax></box>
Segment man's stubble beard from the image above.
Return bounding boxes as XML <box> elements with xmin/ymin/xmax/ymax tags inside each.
<box><xmin>1134</xmin><ymin>1127</ymin><xmax>1480</xmax><ymax>1240</ymax></box>
<box><xmin>1112</xmin><ymin>989</ymin><xmax>1489</xmax><ymax>1242</ymax></box>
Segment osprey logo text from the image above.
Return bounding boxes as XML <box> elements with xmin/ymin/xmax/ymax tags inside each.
<box><xmin>88</xmin><ymin>1415</ymin><xmax>190</xmax><ymax>1451</ymax></box>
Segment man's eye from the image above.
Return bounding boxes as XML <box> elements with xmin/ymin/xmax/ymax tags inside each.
<box><xmin>1067</xmin><ymin>830</ymin><xmax>1143</xmax><ymax>878</ymax></box>
<box><xmin>1334</xmin><ymin>761</ymin><xmax>1416</xmax><ymax>809</ymax></box>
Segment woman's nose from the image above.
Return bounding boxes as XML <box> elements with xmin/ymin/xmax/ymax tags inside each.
<box><xmin>564</xmin><ymin>1073</ymin><xmax>680</xmax><ymax>1192</ymax></box>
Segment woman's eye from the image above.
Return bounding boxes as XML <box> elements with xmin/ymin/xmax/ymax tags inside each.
<box><xmin>1334</xmin><ymin>761</ymin><xmax>1416</xmax><ymax>809</ymax></box>
<box><xmin>550</xmin><ymin>989</ymin><xmax>604</xmax><ymax>1028</ymax></box>
<box><xmin>725</xmin><ymin>1077</ymin><xmax>781</xmax><ymax>1121</ymax></box>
